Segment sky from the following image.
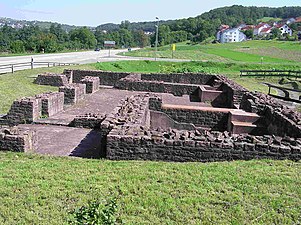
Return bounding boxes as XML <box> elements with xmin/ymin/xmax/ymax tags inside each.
<box><xmin>0</xmin><ymin>0</ymin><xmax>301</xmax><ymax>26</ymax></box>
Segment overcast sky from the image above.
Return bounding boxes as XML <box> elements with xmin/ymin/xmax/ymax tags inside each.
<box><xmin>0</xmin><ymin>0</ymin><xmax>301</xmax><ymax>26</ymax></box>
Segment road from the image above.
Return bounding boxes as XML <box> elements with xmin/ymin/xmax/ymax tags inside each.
<box><xmin>0</xmin><ymin>48</ymin><xmax>191</xmax><ymax>74</ymax></box>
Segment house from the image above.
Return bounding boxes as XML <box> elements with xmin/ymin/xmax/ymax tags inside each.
<box><xmin>216</xmin><ymin>25</ymin><xmax>230</xmax><ymax>41</ymax></box>
<box><xmin>253</xmin><ymin>23</ymin><xmax>271</xmax><ymax>36</ymax></box>
<box><xmin>275</xmin><ymin>23</ymin><xmax>293</xmax><ymax>36</ymax></box>
<box><xmin>259</xmin><ymin>27</ymin><xmax>273</xmax><ymax>36</ymax></box>
<box><xmin>240</xmin><ymin>25</ymin><xmax>255</xmax><ymax>31</ymax></box>
<box><xmin>286</xmin><ymin>18</ymin><xmax>296</xmax><ymax>24</ymax></box>
<box><xmin>217</xmin><ymin>27</ymin><xmax>247</xmax><ymax>43</ymax></box>
<box><xmin>295</xmin><ymin>17</ymin><xmax>301</xmax><ymax>23</ymax></box>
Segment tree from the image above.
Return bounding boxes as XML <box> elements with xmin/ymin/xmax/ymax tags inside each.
<box><xmin>133</xmin><ymin>30</ymin><xmax>149</xmax><ymax>48</ymax></box>
<box><xmin>271</xmin><ymin>28</ymin><xmax>281</xmax><ymax>39</ymax></box>
<box><xmin>70</xmin><ymin>27</ymin><xmax>96</xmax><ymax>49</ymax></box>
<box><xmin>243</xmin><ymin>30</ymin><xmax>254</xmax><ymax>39</ymax></box>
<box><xmin>10</xmin><ymin>40</ymin><xmax>25</xmax><ymax>53</ymax></box>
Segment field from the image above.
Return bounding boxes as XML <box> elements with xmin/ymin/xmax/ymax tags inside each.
<box><xmin>0</xmin><ymin>152</ymin><xmax>300</xmax><ymax>224</ymax></box>
<box><xmin>123</xmin><ymin>40</ymin><xmax>301</xmax><ymax>64</ymax></box>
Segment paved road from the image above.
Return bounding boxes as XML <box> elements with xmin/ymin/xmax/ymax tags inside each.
<box><xmin>0</xmin><ymin>48</ymin><xmax>191</xmax><ymax>74</ymax></box>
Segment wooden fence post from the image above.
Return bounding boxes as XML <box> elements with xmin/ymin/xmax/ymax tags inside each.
<box><xmin>11</xmin><ymin>65</ymin><xmax>14</xmax><ymax>73</ymax></box>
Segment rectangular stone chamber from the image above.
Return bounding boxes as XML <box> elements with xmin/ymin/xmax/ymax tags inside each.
<box><xmin>59</xmin><ymin>84</ymin><xmax>86</xmax><ymax>105</ymax></box>
<box><xmin>80</xmin><ymin>76</ymin><xmax>100</xmax><ymax>94</ymax></box>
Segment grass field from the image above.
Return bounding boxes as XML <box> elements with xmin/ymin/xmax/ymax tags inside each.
<box><xmin>0</xmin><ymin>152</ymin><xmax>300</xmax><ymax>224</ymax></box>
<box><xmin>123</xmin><ymin>40</ymin><xmax>301</xmax><ymax>64</ymax></box>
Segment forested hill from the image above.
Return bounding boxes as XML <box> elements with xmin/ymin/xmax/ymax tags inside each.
<box><xmin>198</xmin><ymin>5</ymin><xmax>301</xmax><ymax>27</ymax></box>
<box><xmin>97</xmin><ymin>5</ymin><xmax>301</xmax><ymax>32</ymax></box>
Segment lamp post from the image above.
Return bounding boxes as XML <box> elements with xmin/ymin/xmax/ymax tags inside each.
<box><xmin>155</xmin><ymin>17</ymin><xmax>159</xmax><ymax>61</ymax></box>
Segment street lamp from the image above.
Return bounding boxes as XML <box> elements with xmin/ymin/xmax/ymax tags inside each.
<box><xmin>155</xmin><ymin>17</ymin><xmax>159</xmax><ymax>61</ymax></box>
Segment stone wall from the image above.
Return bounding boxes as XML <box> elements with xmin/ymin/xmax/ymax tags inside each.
<box><xmin>38</xmin><ymin>92</ymin><xmax>64</xmax><ymax>117</ymax></box>
<box><xmin>80</xmin><ymin>76</ymin><xmax>100</xmax><ymax>94</ymax></box>
<box><xmin>149</xmin><ymin>96</ymin><xmax>228</xmax><ymax>131</ymax></box>
<box><xmin>70</xmin><ymin>113</ymin><xmax>106</xmax><ymax>129</ymax></box>
<box><xmin>6</xmin><ymin>92</ymin><xmax>65</xmax><ymax>125</ymax></box>
<box><xmin>59</xmin><ymin>84</ymin><xmax>86</xmax><ymax>105</ymax></box>
<box><xmin>141</xmin><ymin>73</ymin><xmax>217</xmax><ymax>85</ymax></box>
<box><xmin>64</xmin><ymin>69</ymin><xmax>131</xmax><ymax>86</ymax></box>
<box><xmin>0</xmin><ymin>127</ymin><xmax>36</xmax><ymax>152</ymax></box>
<box><xmin>107</xmin><ymin>128</ymin><xmax>301</xmax><ymax>162</ymax></box>
<box><xmin>240</xmin><ymin>92</ymin><xmax>301</xmax><ymax>138</ymax></box>
<box><xmin>6</xmin><ymin>97</ymin><xmax>41</xmax><ymax>125</ymax></box>
<box><xmin>34</xmin><ymin>73</ymin><xmax>69</xmax><ymax>87</ymax></box>
<box><xmin>115</xmin><ymin>75</ymin><xmax>200</xmax><ymax>96</ymax></box>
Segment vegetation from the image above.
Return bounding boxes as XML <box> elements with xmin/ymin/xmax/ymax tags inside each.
<box><xmin>0</xmin><ymin>152</ymin><xmax>300</xmax><ymax>224</ymax></box>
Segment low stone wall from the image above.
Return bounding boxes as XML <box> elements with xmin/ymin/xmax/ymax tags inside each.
<box><xmin>115</xmin><ymin>75</ymin><xmax>200</xmax><ymax>96</ymax></box>
<box><xmin>64</xmin><ymin>69</ymin><xmax>131</xmax><ymax>86</ymax></box>
<box><xmin>149</xmin><ymin>96</ymin><xmax>228</xmax><ymax>131</ymax></box>
<box><xmin>107</xmin><ymin>128</ymin><xmax>301</xmax><ymax>162</ymax></box>
<box><xmin>6</xmin><ymin>92</ymin><xmax>64</xmax><ymax>125</ymax></box>
<box><xmin>0</xmin><ymin>127</ymin><xmax>36</xmax><ymax>152</ymax></box>
<box><xmin>70</xmin><ymin>113</ymin><xmax>106</xmax><ymax>129</ymax></box>
<box><xmin>80</xmin><ymin>76</ymin><xmax>100</xmax><ymax>94</ymax></box>
<box><xmin>240</xmin><ymin>92</ymin><xmax>301</xmax><ymax>138</ymax></box>
<box><xmin>141</xmin><ymin>73</ymin><xmax>217</xmax><ymax>85</ymax></box>
<box><xmin>38</xmin><ymin>92</ymin><xmax>64</xmax><ymax>117</ymax></box>
<box><xmin>7</xmin><ymin>97</ymin><xmax>41</xmax><ymax>125</ymax></box>
<box><xmin>34</xmin><ymin>73</ymin><xmax>69</xmax><ymax>87</ymax></box>
<box><xmin>59</xmin><ymin>84</ymin><xmax>86</xmax><ymax>105</ymax></box>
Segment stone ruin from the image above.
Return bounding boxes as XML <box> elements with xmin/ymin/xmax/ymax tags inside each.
<box><xmin>0</xmin><ymin>69</ymin><xmax>300</xmax><ymax>162</ymax></box>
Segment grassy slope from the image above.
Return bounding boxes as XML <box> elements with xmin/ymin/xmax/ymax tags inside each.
<box><xmin>0</xmin><ymin>152</ymin><xmax>300</xmax><ymax>224</ymax></box>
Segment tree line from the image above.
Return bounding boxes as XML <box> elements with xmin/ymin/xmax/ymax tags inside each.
<box><xmin>1</xmin><ymin>5</ymin><xmax>301</xmax><ymax>54</ymax></box>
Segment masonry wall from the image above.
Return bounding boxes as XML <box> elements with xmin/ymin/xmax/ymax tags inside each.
<box><xmin>115</xmin><ymin>77</ymin><xmax>200</xmax><ymax>96</ymax></box>
<box><xmin>64</xmin><ymin>69</ymin><xmax>131</xmax><ymax>86</ymax></box>
<box><xmin>106</xmin><ymin>130</ymin><xmax>301</xmax><ymax>162</ymax></box>
<box><xmin>240</xmin><ymin>92</ymin><xmax>301</xmax><ymax>138</ymax></box>
<box><xmin>0</xmin><ymin>128</ymin><xmax>36</xmax><ymax>152</ymax></box>
<box><xmin>34</xmin><ymin>73</ymin><xmax>69</xmax><ymax>87</ymax></box>
<box><xmin>141</xmin><ymin>73</ymin><xmax>217</xmax><ymax>85</ymax></box>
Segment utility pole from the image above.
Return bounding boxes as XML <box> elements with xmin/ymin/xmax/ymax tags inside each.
<box><xmin>155</xmin><ymin>17</ymin><xmax>159</xmax><ymax>61</ymax></box>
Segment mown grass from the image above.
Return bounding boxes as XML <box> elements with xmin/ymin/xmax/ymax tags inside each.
<box><xmin>124</xmin><ymin>40</ymin><xmax>301</xmax><ymax>63</ymax></box>
<box><xmin>0</xmin><ymin>152</ymin><xmax>300</xmax><ymax>224</ymax></box>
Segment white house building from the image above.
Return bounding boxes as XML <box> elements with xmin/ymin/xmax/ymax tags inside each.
<box><xmin>275</xmin><ymin>24</ymin><xmax>293</xmax><ymax>36</ymax></box>
<box><xmin>217</xmin><ymin>28</ymin><xmax>247</xmax><ymax>43</ymax></box>
<box><xmin>253</xmin><ymin>23</ymin><xmax>271</xmax><ymax>36</ymax></box>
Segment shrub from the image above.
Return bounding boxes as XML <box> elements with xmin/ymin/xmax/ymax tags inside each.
<box><xmin>69</xmin><ymin>197</ymin><xmax>120</xmax><ymax>225</ymax></box>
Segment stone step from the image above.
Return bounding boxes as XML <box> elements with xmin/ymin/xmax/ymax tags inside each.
<box><xmin>231</xmin><ymin>121</ymin><xmax>257</xmax><ymax>134</ymax></box>
<box><xmin>230</xmin><ymin>111</ymin><xmax>261</xmax><ymax>123</ymax></box>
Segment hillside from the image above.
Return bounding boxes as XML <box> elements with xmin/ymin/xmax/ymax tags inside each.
<box><xmin>0</xmin><ymin>17</ymin><xmax>93</xmax><ymax>32</ymax></box>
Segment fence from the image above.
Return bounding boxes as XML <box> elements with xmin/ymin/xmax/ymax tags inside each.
<box><xmin>240</xmin><ymin>70</ymin><xmax>301</xmax><ymax>78</ymax></box>
<box><xmin>0</xmin><ymin>60</ymin><xmax>79</xmax><ymax>74</ymax></box>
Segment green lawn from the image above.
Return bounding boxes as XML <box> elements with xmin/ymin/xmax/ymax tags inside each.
<box><xmin>0</xmin><ymin>152</ymin><xmax>300</xmax><ymax>224</ymax></box>
<box><xmin>124</xmin><ymin>40</ymin><xmax>301</xmax><ymax>63</ymax></box>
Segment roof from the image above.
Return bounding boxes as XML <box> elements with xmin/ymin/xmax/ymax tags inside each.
<box><xmin>295</xmin><ymin>17</ymin><xmax>301</xmax><ymax>23</ymax></box>
<box><xmin>241</xmin><ymin>25</ymin><xmax>255</xmax><ymax>31</ymax></box>
<box><xmin>261</xmin><ymin>27</ymin><xmax>272</xmax><ymax>33</ymax></box>
<box><xmin>255</xmin><ymin>23</ymin><xmax>269</xmax><ymax>29</ymax></box>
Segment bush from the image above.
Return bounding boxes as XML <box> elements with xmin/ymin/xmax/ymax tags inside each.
<box><xmin>69</xmin><ymin>197</ymin><xmax>120</xmax><ymax>225</ymax></box>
